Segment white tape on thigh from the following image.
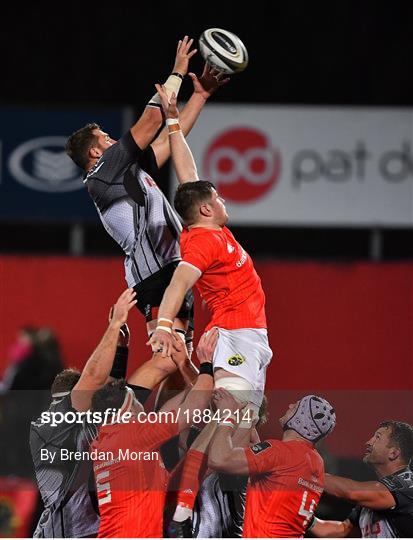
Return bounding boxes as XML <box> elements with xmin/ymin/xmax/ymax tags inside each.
<box><xmin>214</xmin><ymin>376</ymin><xmax>252</xmax><ymax>403</ymax></box>
<box><xmin>239</xmin><ymin>403</ymin><xmax>260</xmax><ymax>429</ymax></box>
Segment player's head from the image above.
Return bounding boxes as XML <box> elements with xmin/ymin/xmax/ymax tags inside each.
<box><xmin>51</xmin><ymin>368</ymin><xmax>81</xmax><ymax>395</ymax></box>
<box><xmin>280</xmin><ymin>394</ymin><xmax>336</xmax><ymax>443</ymax></box>
<box><xmin>364</xmin><ymin>421</ymin><xmax>413</xmax><ymax>468</ymax></box>
<box><xmin>174</xmin><ymin>181</ymin><xmax>228</xmax><ymax>227</ymax></box>
<box><xmin>91</xmin><ymin>379</ymin><xmax>144</xmax><ymax>421</ymax></box>
<box><xmin>65</xmin><ymin>123</ymin><xmax>116</xmax><ymax>171</ymax></box>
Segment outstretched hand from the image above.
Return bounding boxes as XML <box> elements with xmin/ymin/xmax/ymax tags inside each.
<box><xmin>109</xmin><ymin>288</ymin><xmax>137</xmax><ymax>328</ymax></box>
<box><xmin>155</xmin><ymin>84</ymin><xmax>179</xmax><ymax>120</ymax></box>
<box><xmin>190</xmin><ymin>63</ymin><xmax>230</xmax><ymax>99</ymax></box>
<box><xmin>173</xmin><ymin>35</ymin><xmax>197</xmax><ymax>77</ymax></box>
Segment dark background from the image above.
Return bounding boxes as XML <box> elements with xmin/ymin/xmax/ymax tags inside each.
<box><xmin>1</xmin><ymin>0</ymin><xmax>413</xmax><ymax>260</ymax></box>
<box><xmin>0</xmin><ymin>3</ymin><xmax>411</xmax><ymax>535</ymax></box>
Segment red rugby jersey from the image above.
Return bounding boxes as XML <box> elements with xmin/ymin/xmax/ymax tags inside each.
<box><xmin>93</xmin><ymin>413</ymin><xmax>178</xmax><ymax>538</ymax></box>
<box><xmin>180</xmin><ymin>226</ymin><xmax>267</xmax><ymax>330</ymax></box>
<box><xmin>243</xmin><ymin>439</ymin><xmax>325</xmax><ymax>538</ymax></box>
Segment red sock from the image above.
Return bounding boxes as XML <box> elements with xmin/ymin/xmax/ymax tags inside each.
<box><xmin>175</xmin><ymin>449</ymin><xmax>208</xmax><ymax>510</ymax></box>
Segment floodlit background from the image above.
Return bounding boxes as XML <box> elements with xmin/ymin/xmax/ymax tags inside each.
<box><xmin>0</xmin><ymin>2</ymin><xmax>412</xmax><ymax>536</ymax></box>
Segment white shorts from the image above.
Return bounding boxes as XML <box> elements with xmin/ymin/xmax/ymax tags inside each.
<box><xmin>212</xmin><ymin>328</ymin><xmax>273</xmax><ymax>406</ymax></box>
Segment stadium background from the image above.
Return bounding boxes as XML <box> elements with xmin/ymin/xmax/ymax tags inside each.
<box><xmin>0</xmin><ymin>2</ymin><xmax>412</xmax><ymax>536</ymax></box>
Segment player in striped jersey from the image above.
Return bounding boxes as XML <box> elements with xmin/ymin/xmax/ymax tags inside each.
<box><xmin>310</xmin><ymin>421</ymin><xmax>413</xmax><ymax>538</ymax></box>
<box><xmin>30</xmin><ymin>288</ymin><xmax>136</xmax><ymax>537</ymax></box>
<box><xmin>66</xmin><ymin>38</ymin><xmax>228</xmax><ymax>407</ymax></box>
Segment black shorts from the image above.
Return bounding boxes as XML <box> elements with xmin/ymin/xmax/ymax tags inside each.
<box><xmin>133</xmin><ymin>262</ymin><xmax>194</xmax><ymax>327</ymax></box>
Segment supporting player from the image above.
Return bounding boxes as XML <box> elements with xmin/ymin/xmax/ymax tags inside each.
<box><xmin>148</xmin><ymin>86</ymin><xmax>273</xmax><ymax>441</ymax></box>
<box><xmin>90</xmin><ymin>333</ymin><xmax>215</xmax><ymax>538</ymax></box>
<box><xmin>310</xmin><ymin>421</ymin><xmax>413</xmax><ymax>538</ymax></box>
<box><xmin>30</xmin><ymin>288</ymin><xmax>136</xmax><ymax>538</ymax></box>
<box><xmin>208</xmin><ymin>393</ymin><xmax>336</xmax><ymax>538</ymax></box>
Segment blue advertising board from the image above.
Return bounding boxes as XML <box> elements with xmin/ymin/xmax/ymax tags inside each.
<box><xmin>0</xmin><ymin>106</ymin><xmax>127</xmax><ymax>221</ymax></box>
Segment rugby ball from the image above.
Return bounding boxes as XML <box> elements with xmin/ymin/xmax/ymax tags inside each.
<box><xmin>199</xmin><ymin>28</ymin><xmax>249</xmax><ymax>75</ymax></box>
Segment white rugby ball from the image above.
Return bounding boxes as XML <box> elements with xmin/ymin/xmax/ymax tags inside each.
<box><xmin>199</xmin><ymin>28</ymin><xmax>249</xmax><ymax>75</ymax></box>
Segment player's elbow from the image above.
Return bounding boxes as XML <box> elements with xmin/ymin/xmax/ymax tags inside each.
<box><xmin>83</xmin><ymin>364</ymin><xmax>108</xmax><ymax>387</ymax></box>
<box><xmin>142</xmin><ymin>106</ymin><xmax>163</xmax><ymax>131</ymax></box>
<box><xmin>208</xmin><ymin>452</ymin><xmax>227</xmax><ymax>472</ymax></box>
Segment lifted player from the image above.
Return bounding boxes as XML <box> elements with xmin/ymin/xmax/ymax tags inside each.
<box><xmin>66</xmin><ymin>37</ymin><xmax>227</xmax><ymax>403</ymax></box>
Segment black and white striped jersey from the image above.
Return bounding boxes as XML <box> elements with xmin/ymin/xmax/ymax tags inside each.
<box><xmin>30</xmin><ymin>394</ymin><xmax>99</xmax><ymax>538</ymax></box>
<box><xmin>192</xmin><ymin>472</ymin><xmax>247</xmax><ymax>538</ymax></box>
<box><xmin>84</xmin><ymin>131</ymin><xmax>182</xmax><ymax>287</ymax></box>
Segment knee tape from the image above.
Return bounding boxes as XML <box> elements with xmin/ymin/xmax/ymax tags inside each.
<box><xmin>214</xmin><ymin>376</ymin><xmax>252</xmax><ymax>403</ymax></box>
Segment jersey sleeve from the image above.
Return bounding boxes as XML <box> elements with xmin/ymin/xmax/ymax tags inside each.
<box><xmin>244</xmin><ymin>440</ymin><xmax>280</xmax><ymax>475</ymax></box>
<box><xmin>134</xmin><ymin>145</ymin><xmax>160</xmax><ymax>180</ymax></box>
<box><xmin>347</xmin><ymin>505</ymin><xmax>362</xmax><ymax>526</ymax></box>
<box><xmin>181</xmin><ymin>234</ymin><xmax>218</xmax><ymax>274</ymax></box>
<box><xmin>131</xmin><ymin>411</ymin><xmax>180</xmax><ymax>451</ymax></box>
<box><xmin>380</xmin><ymin>474</ymin><xmax>413</xmax><ymax>511</ymax></box>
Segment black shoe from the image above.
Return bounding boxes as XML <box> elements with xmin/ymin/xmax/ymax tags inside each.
<box><xmin>167</xmin><ymin>518</ymin><xmax>193</xmax><ymax>538</ymax></box>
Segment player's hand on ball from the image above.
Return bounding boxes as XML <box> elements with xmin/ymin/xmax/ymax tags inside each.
<box><xmin>173</xmin><ymin>35</ymin><xmax>197</xmax><ymax>77</ymax></box>
<box><xmin>190</xmin><ymin>63</ymin><xmax>229</xmax><ymax>99</ymax></box>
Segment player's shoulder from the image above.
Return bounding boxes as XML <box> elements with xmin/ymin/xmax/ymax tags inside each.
<box><xmin>249</xmin><ymin>439</ymin><xmax>280</xmax><ymax>455</ymax></box>
<box><xmin>183</xmin><ymin>227</ymin><xmax>223</xmax><ymax>246</ymax></box>
<box><xmin>381</xmin><ymin>468</ymin><xmax>413</xmax><ymax>493</ymax></box>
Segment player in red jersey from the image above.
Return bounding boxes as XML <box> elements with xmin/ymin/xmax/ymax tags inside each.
<box><xmin>90</xmin><ymin>332</ymin><xmax>215</xmax><ymax>538</ymax></box>
<box><xmin>149</xmin><ymin>88</ymin><xmax>272</xmax><ymax>418</ymax></box>
<box><xmin>208</xmin><ymin>391</ymin><xmax>336</xmax><ymax>538</ymax></box>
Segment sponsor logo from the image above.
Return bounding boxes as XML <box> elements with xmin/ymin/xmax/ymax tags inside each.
<box><xmin>227</xmin><ymin>354</ymin><xmax>245</xmax><ymax>366</ymax></box>
<box><xmin>236</xmin><ymin>250</ymin><xmax>247</xmax><ymax>268</ymax></box>
<box><xmin>227</xmin><ymin>242</ymin><xmax>235</xmax><ymax>253</ymax></box>
<box><xmin>203</xmin><ymin>127</ymin><xmax>280</xmax><ymax>203</ymax></box>
<box><xmin>251</xmin><ymin>441</ymin><xmax>272</xmax><ymax>454</ymax></box>
<box><xmin>8</xmin><ymin>136</ymin><xmax>83</xmax><ymax>192</ymax></box>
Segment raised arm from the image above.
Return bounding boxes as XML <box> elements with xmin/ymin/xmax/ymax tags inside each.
<box><xmin>130</xmin><ymin>36</ymin><xmax>196</xmax><ymax>149</ymax></box>
<box><xmin>151</xmin><ymin>64</ymin><xmax>229</xmax><ymax>171</ymax></box>
<box><xmin>147</xmin><ymin>264</ymin><xmax>200</xmax><ymax>357</ymax></box>
<box><xmin>70</xmin><ymin>288</ymin><xmax>136</xmax><ymax>411</ymax></box>
<box><xmin>156</xmin><ymin>88</ymin><xmax>199</xmax><ymax>182</ymax></box>
<box><xmin>324</xmin><ymin>473</ymin><xmax>396</xmax><ymax>510</ymax></box>
<box><xmin>208</xmin><ymin>388</ymin><xmax>250</xmax><ymax>475</ymax></box>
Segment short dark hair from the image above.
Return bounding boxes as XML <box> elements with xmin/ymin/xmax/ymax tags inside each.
<box><xmin>174</xmin><ymin>181</ymin><xmax>216</xmax><ymax>224</ymax></box>
<box><xmin>65</xmin><ymin>123</ymin><xmax>100</xmax><ymax>170</ymax></box>
<box><xmin>51</xmin><ymin>368</ymin><xmax>81</xmax><ymax>395</ymax></box>
<box><xmin>92</xmin><ymin>379</ymin><xmax>127</xmax><ymax>414</ymax></box>
<box><xmin>380</xmin><ymin>421</ymin><xmax>413</xmax><ymax>464</ymax></box>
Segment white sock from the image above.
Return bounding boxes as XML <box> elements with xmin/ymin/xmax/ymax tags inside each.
<box><xmin>173</xmin><ymin>504</ymin><xmax>192</xmax><ymax>522</ymax></box>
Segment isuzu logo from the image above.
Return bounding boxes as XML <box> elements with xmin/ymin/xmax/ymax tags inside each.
<box><xmin>8</xmin><ymin>136</ymin><xmax>83</xmax><ymax>192</ymax></box>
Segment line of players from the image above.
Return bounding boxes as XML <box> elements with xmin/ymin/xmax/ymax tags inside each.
<box><xmin>30</xmin><ymin>36</ymin><xmax>413</xmax><ymax>538</ymax></box>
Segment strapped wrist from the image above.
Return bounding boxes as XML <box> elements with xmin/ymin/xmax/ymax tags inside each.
<box><xmin>156</xmin><ymin>325</ymin><xmax>172</xmax><ymax>334</ymax></box>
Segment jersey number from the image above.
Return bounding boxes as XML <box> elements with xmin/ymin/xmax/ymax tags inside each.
<box><xmin>298</xmin><ymin>490</ymin><xmax>316</xmax><ymax>527</ymax></box>
<box><xmin>96</xmin><ymin>470</ymin><xmax>112</xmax><ymax>506</ymax></box>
